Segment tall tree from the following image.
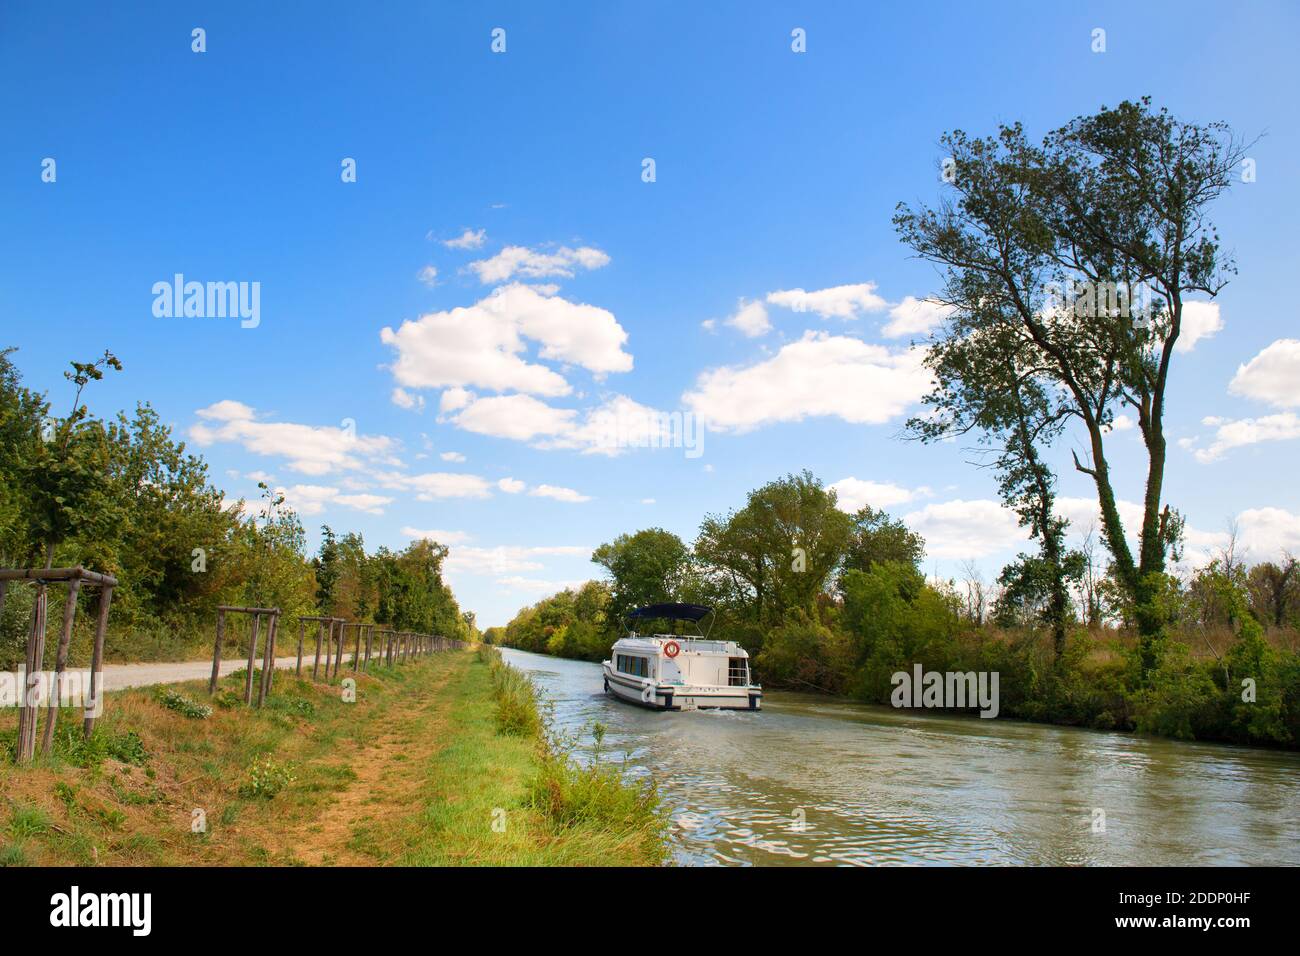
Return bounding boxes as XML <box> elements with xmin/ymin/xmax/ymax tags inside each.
<box><xmin>908</xmin><ymin>316</ymin><xmax>1079</xmax><ymax>656</ymax></box>
<box><xmin>895</xmin><ymin>98</ymin><xmax>1247</xmax><ymax>675</ymax></box>
<box><xmin>695</xmin><ymin>471</ymin><xmax>853</xmax><ymax>628</ymax></box>
<box><xmin>592</xmin><ymin>528</ymin><xmax>690</xmax><ymax>627</ymax></box>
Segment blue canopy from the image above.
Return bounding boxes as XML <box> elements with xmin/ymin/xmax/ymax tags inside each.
<box><xmin>628</xmin><ymin>602</ymin><xmax>713</xmax><ymax>622</ymax></box>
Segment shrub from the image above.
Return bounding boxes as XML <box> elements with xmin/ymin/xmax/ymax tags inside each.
<box><xmin>488</xmin><ymin>655</ymin><xmax>543</xmax><ymax>738</ymax></box>
<box><xmin>1131</xmin><ymin>642</ymin><xmax>1220</xmax><ymax>740</ymax></box>
<box><xmin>155</xmin><ymin>687</ymin><xmax>212</xmax><ymax>720</ymax></box>
<box><xmin>527</xmin><ymin>722</ymin><xmax>666</xmax><ymax>862</ymax></box>
<box><xmin>213</xmin><ymin>689</ymin><xmax>243</xmax><ymax>710</ymax></box>
<box><xmin>239</xmin><ymin>756</ymin><xmax>297</xmax><ymax>799</ymax></box>
<box><xmin>55</xmin><ymin>727</ymin><xmax>148</xmax><ymax>768</ymax></box>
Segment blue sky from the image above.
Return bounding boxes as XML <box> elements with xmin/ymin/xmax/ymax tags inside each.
<box><xmin>3</xmin><ymin>1</ymin><xmax>1298</xmax><ymax>626</ymax></box>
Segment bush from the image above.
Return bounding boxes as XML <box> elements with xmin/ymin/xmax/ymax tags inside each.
<box><xmin>486</xmin><ymin>650</ymin><xmax>543</xmax><ymax>738</ymax></box>
<box><xmin>155</xmin><ymin>687</ymin><xmax>212</xmax><ymax>719</ymax></box>
<box><xmin>213</xmin><ymin>689</ymin><xmax>243</xmax><ymax>710</ymax></box>
<box><xmin>54</xmin><ymin>727</ymin><xmax>148</xmax><ymax>768</ymax></box>
<box><xmin>1131</xmin><ymin>642</ymin><xmax>1221</xmax><ymax>740</ymax></box>
<box><xmin>239</xmin><ymin>756</ymin><xmax>297</xmax><ymax>799</ymax></box>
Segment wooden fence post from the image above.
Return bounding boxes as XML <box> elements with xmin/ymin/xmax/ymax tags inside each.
<box><xmin>353</xmin><ymin>623</ymin><xmax>362</xmax><ymax>673</ymax></box>
<box><xmin>17</xmin><ymin>584</ymin><xmax>50</xmax><ymax>763</ymax></box>
<box><xmin>338</xmin><ymin>621</ymin><xmax>348</xmax><ymax>681</ymax></box>
<box><xmin>296</xmin><ymin>619</ymin><xmax>305</xmax><ymax>676</ymax></box>
<box><xmin>83</xmin><ymin>584</ymin><xmax>113</xmax><ymax>738</ymax></box>
<box><xmin>244</xmin><ymin>612</ymin><xmax>261</xmax><ymax>705</ymax></box>
<box><xmin>209</xmin><ymin>608</ymin><xmax>226</xmax><ymax>695</ymax></box>
<box><xmin>41</xmin><ymin>577</ymin><xmax>82</xmax><ymax>754</ymax></box>
<box><xmin>313</xmin><ymin>621</ymin><xmax>324</xmax><ymax>679</ymax></box>
<box><xmin>257</xmin><ymin>612</ymin><xmax>278</xmax><ymax>706</ymax></box>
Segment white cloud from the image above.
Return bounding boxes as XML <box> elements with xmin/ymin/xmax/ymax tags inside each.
<box><xmin>440</xmin><ymin>451</ymin><xmax>466</xmax><ymax>463</ymax></box>
<box><xmin>198</xmin><ymin>399</ymin><xmax>254</xmax><ymax>421</ymax></box>
<box><xmin>443</xmin><ymin>228</ymin><xmax>486</xmax><ymax>250</ymax></box>
<box><xmin>469</xmin><ymin>245</ymin><xmax>610</xmax><ymax>284</ymax></box>
<box><xmin>529</xmin><ymin>484</ymin><xmax>592</xmax><ymax>503</ymax></box>
<box><xmin>1106</xmin><ymin>413</ymin><xmax>1136</xmax><ymax>432</ymax></box>
<box><xmin>453</xmin><ymin>393</ymin><xmax>577</xmax><ymax>441</ymax></box>
<box><xmin>1192</xmin><ymin>412</ymin><xmax>1300</xmax><ymax>462</ymax></box>
<box><xmin>497</xmin><ymin>477</ymin><xmax>526</xmax><ymax>494</ymax></box>
<box><xmin>1058</xmin><ymin>496</ymin><xmax>1300</xmax><ymax>568</ymax></box>
<box><xmin>439</xmin><ymin>387</ymin><xmax>474</xmax><ymax>413</ymax></box>
<box><xmin>401</xmin><ymin>526</ymin><xmax>472</xmax><ymax>544</ymax></box>
<box><xmin>416</xmin><ymin>265</ymin><xmax>438</xmax><ymax>287</ymax></box>
<box><xmin>1175</xmin><ymin>301</ymin><xmax>1224</xmax><ymax>353</ymax></box>
<box><xmin>380</xmin><ymin>284</ymin><xmax>631</xmax><ymax>397</ymax></box>
<box><xmin>496</xmin><ymin>575</ymin><xmax>588</xmax><ymax>594</ymax></box>
<box><xmin>1229</xmin><ymin>338</ymin><xmax>1300</xmax><ymax>408</ymax></box>
<box><xmin>378</xmin><ymin>471</ymin><xmax>494</xmax><ymax>500</ymax></box>
<box><xmin>1234</xmin><ymin>507</ymin><xmax>1300</xmax><ymax>561</ymax></box>
<box><xmin>333</xmin><ymin>493</ymin><xmax>394</xmax><ymax>515</ymax></box>
<box><xmin>641</xmin><ymin>498</ymin><xmax>656</xmax><ymax>505</ymax></box>
<box><xmin>884</xmin><ymin>296</ymin><xmax>952</xmax><ymax>338</ymax></box>
<box><xmin>903</xmin><ymin>499</ymin><xmax>1025</xmax><ymax>559</ymax></box>
<box><xmin>683</xmin><ymin>332</ymin><xmax>930</xmax><ymax>432</ymax></box>
<box><xmin>445</xmin><ymin>544</ymin><xmax>590</xmax><ymax>575</ymax></box>
<box><xmin>766</xmin><ymin>283</ymin><xmax>887</xmax><ymax>320</ymax></box>
<box><xmin>391</xmin><ymin>387</ymin><xmax>425</xmax><ymax>411</ymax></box>
<box><xmin>452</xmin><ymin>393</ymin><xmax>697</xmax><ymax>458</ymax></box>
<box><xmin>726</xmin><ymin>299</ymin><xmax>771</xmax><ymax>338</ymax></box>
<box><xmin>277</xmin><ymin>484</ymin><xmax>394</xmax><ymax>516</ymax></box>
<box><xmin>191</xmin><ymin>402</ymin><xmax>397</xmax><ymax>476</ymax></box>
<box><xmin>829</xmin><ymin>478</ymin><xmax>930</xmax><ymax>512</ymax></box>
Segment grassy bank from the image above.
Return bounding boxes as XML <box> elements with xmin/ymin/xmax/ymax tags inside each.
<box><xmin>0</xmin><ymin>648</ymin><xmax>666</xmax><ymax>866</ymax></box>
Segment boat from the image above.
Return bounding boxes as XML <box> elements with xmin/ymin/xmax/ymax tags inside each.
<box><xmin>602</xmin><ymin>602</ymin><xmax>762</xmax><ymax>711</ymax></box>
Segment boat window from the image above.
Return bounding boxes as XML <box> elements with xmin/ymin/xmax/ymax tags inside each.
<box><xmin>617</xmin><ymin>654</ymin><xmax>650</xmax><ymax>677</ymax></box>
<box><xmin>727</xmin><ymin>657</ymin><xmax>749</xmax><ymax>687</ymax></box>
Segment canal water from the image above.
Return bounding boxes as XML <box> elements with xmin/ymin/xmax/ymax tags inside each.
<box><xmin>499</xmin><ymin>647</ymin><xmax>1300</xmax><ymax>866</ymax></box>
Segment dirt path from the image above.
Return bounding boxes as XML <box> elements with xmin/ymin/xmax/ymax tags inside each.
<box><xmin>291</xmin><ymin>660</ymin><xmax>459</xmax><ymax>865</ymax></box>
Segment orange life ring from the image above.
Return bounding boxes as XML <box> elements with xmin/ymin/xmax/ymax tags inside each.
<box><xmin>663</xmin><ymin>640</ymin><xmax>681</xmax><ymax>659</ymax></box>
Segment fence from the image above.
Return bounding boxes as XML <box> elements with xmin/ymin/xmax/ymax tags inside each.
<box><xmin>207</xmin><ymin>608</ymin><xmax>464</xmax><ymax>706</ymax></box>
<box><xmin>0</xmin><ymin>566</ymin><xmax>118</xmax><ymax>763</ymax></box>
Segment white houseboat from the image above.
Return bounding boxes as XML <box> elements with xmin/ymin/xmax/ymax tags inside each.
<box><xmin>603</xmin><ymin>603</ymin><xmax>762</xmax><ymax>711</ymax></box>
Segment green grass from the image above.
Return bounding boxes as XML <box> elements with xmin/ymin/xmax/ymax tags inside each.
<box><xmin>0</xmin><ymin>649</ymin><xmax>666</xmax><ymax>866</ymax></box>
<box><xmin>370</xmin><ymin>649</ymin><xmax>666</xmax><ymax>865</ymax></box>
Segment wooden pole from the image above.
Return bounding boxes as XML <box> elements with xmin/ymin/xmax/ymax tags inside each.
<box><xmin>209</xmin><ymin>608</ymin><xmax>226</xmax><ymax>694</ymax></box>
<box><xmin>353</xmin><ymin>623</ymin><xmax>362</xmax><ymax>673</ymax></box>
<box><xmin>41</xmin><ymin>577</ymin><xmax>82</xmax><ymax>754</ymax></box>
<box><xmin>313</xmin><ymin>621</ymin><xmax>324</xmax><ymax>679</ymax></box>
<box><xmin>17</xmin><ymin>585</ymin><xmax>49</xmax><ymax>762</ymax></box>
<box><xmin>296</xmin><ymin>619</ymin><xmax>305</xmax><ymax>676</ymax></box>
<box><xmin>244</xmin><ymin>613</ymin><xmax>260</xmax><ymax>705</ymax></box>
<box><xmin>327</xmin><ymin>621</ymin><xmax>338</xmax><ymax>681</ymax></box>
<box><xmin>257</xmin><ymin>613</ymin><xmax>277</xmax><ymax>706</ymax></box>
<box><xmin>83</xmin><ymin>585</ymin><xmax>113</xmax><ymax>738</ymax></box>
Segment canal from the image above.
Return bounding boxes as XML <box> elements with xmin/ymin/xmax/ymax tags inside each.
<box><xmin>500</xmin><ymin>647</ymin><xmax>1300</xmax><ymax>866</ymax></box>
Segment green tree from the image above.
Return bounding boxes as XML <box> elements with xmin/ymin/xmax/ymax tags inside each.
<box><xmin>841</xmin><ymin>505</ymin><xmax>925</xmax><ymax>579</ymax></box>
<box><xmin>592</xmin><ymin>528</ymin><xmax>690</xmax><ymax>627</ymax></box>
<box><xmin>23</xmin><ymin>351</ymin><xmax>123</xmax><ymax>567</ymax></box>
<box><xmin>694</xmin><ymin>471</ymin><xmax>853</xmax><ymax>634</ymax></box>
<box><xmin>895</xmin><ymin>98</ymin><xmax>1247</xmax><ymax>676</ymax></box>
